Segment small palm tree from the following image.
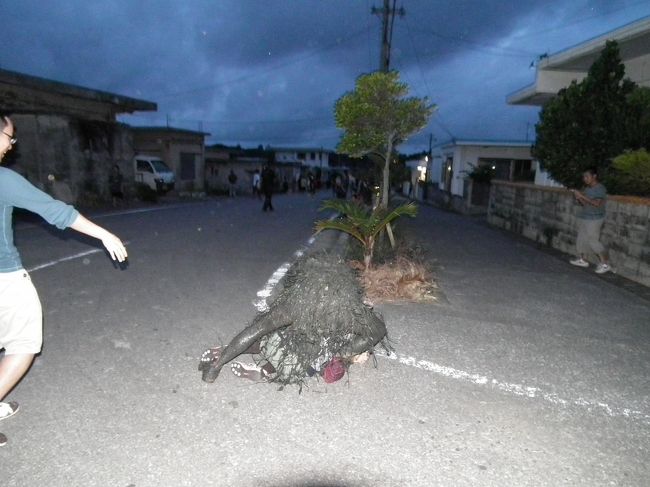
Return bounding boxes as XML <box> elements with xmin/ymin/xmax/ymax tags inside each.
<box><xmin>315</xmin><ymin>199</ymin><xmax>417</xmax><ymax>270</ymax></box>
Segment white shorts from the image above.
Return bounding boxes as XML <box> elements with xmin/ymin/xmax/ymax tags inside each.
<box><xmin>0</xmin><ymin>269</ymin><xmax>43</xmax><ymax>355</ymax></box>
<box><xmin>576</xmin><ymin>218</ymin><xmax>606</xmax><ymax>256</ymax></box>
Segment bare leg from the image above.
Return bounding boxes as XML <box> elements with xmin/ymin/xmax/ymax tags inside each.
<box><xmin>201</xmin><ymin>308</ymin><xmax>289</xmax><ymax>383</ymax></box>
<box><xmin>0</xmin><ymin>353</ymin><xmax>34</xmax><ymax>400</ymax></box>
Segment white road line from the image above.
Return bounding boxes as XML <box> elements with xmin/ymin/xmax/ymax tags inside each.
<box><xmin>15</xmin><ymin>204</ymin><xmax>190</xmax><ymax>231</ymax></box>
<box><xmin>27</xmin><ymin>241</ymin><xmax>131</xmax><ymax>273</ymax></box>
<box><xmin>377</xmin><ymin>350</ymin><xmax>650</xmax><ymax>423</ymax></box>
<box><xmin>253</xmin><ymin>243</ymin><xmax>312</xmax><ymax>312</ymax></box>
<box><xmin>253</xmin><ymin>213</ymin><xmax>335</xmax><ymax>312</ymax></box>
<box><xmin>91</xmin><ymin>205</ymin><xmax>189</xmax><ymax>219</ymax></box>
<box><xmin>27</xmin><ymin>248</ymin><xmax>105</xmax><ymax>272</ymax></box>
<box><xmin>254</xmin><ymin>231</ymin><xmax>649</xmax><ymax>424</ymax></box>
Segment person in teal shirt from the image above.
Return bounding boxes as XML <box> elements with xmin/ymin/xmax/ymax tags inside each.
<box><xmin>0</xmin><ymin>116</ymin><xmax>128</xmax><ymax>446</ymax></box>
<box><xmin>570</xmin><ymin>168</ymin><xmax>611</xmax><ymax>274</ymax></box>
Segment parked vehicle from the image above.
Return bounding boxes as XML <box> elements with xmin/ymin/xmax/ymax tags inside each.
<box><xmin>133</xmin><ymin>155</ymin><xmax>175</xmax><ymax>193</ymax></box>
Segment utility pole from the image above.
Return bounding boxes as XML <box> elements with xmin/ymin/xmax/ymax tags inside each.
<box><xmin>371</xmin><ymin>0</ymin><xmax>405</xmax><ymax>247</ymax></box>
<box><xmin>372</xmin><ymin>0</ymin><xmax>405</xmax><ymax>72</ymax></box>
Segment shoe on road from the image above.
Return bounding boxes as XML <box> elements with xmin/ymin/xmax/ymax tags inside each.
<box><xmin>595</xmin><ymin>263</ymin><xmax>612</xmax><ymax>274</ymax></box>
<box><xmin>570</xmin><ymin>258</ymin><xmax>589</xmax><ymax>268</ymax></box>
<box><xmin>0</xmin><ymin>432</ymin><xmax>6</xmax><ymax>446</ymax></box>
<box><xmin>0</xmin><ymin>401</ymin><xmax>19</xmax><ymax>421</ymax></box>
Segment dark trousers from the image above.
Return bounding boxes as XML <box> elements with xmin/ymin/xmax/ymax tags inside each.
<box><xmin>263</xmin><ymin>191</ymin><xmax>274</xmax><ymax>211</ymax></box>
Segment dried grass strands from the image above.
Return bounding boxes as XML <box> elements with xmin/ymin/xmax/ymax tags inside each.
<box><xmin>355</xmin><ymin>256</ymin><xmax>438</xmax><ymax>303</ymax></box>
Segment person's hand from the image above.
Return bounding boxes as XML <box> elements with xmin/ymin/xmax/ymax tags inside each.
<box><xmin>102</xmin><ymin>234</ymin><xmax>128</xmax><ymax>262</ymax></box>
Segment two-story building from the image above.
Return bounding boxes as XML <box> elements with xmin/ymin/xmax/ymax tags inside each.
<box><xmin>507</xmin><ymin>15</ymin><xmax>650</xmax><ymax>186</ymax></box>
<box><xmin>272</xmin><ymin>147</ymin><xmax>334</xmax><ymax>184</ymax></box>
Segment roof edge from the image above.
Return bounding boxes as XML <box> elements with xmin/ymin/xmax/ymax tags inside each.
<box><xmin>0</xmin><ymin>68</ymin><xmax>157</xmax><ymax>111</ymax></box>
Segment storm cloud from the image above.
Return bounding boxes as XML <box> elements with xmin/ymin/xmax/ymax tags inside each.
<box><xmin>3</xmin><ymin>0</ymin><xmax>649</xmax><ymax>151</ymax></box>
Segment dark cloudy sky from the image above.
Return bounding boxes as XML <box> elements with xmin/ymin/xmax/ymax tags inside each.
<box><xmin>3</xmin><ymin>1</ymin><xmax>649</xmax><ymax>152</ymax></box>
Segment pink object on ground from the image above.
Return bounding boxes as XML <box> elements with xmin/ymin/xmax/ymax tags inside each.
<box><xmin>322</xmin><ymin>357</ymin><xmax>346</xmax><ymax>383</ymax></box>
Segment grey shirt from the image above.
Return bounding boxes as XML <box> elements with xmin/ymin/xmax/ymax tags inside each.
<box><xmin>0</xmin><ymin>167</ymin><xmax>79</xmax><ymax>272</ymax></box>
<box><xmin>579</xmin><ymin>183</ymin><xmax>607</xmax><ymax>220</ymax></box>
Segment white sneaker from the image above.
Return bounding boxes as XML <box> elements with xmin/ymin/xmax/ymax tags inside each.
<box><xmin>570</xmin><ymin>258</ymin><xmax>589</xmax><ymax>268</ymax></box>
<box><xmin>595</xmin><ymin>263</ymin><xmax>612</xmax><ymax>274</ymax></box>
<box><xmin>0</xmin><ymin>401</ymin><xmax>19</xmax><ymax>421</ymax></box>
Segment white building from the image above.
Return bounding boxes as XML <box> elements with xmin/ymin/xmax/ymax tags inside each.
<box><xmin>508</xmin><ymin>15</ymin><xmax>650</xmax><ymax>187</ymax></box>
<box><xmin>272</xmin><ymin>147</ymin><xmax>332</xmax><ymax>170</ymax></box>
<box><xmin>433</xmin><ymin>139</ymin><xmax>534</xmax><ymax>197</ymax></box>
<box><xmin>404</xmin><ymin>154</ymin><xmax>438</xmax><ymax>200</ymax></box>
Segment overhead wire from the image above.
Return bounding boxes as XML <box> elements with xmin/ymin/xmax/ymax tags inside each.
<box><xmin>508</xmin><ymin>0</ymin><xmax>650</xmax><ymax>40</ymax></box>
<box><xmin>366</xmin><ymin>0</ymin><xmax>374</xmax><ymax>71</ymax></box>
<box><xmin>401</xmin><ymin>16</ymin><xmax>455</xmax><ymax>141</ymax></box>
<box><xmin>152</xmin><ymin>27</ymin><xmax>369</xmax><ymax>100</ymax></box>
<box><xmin>408</xmin><ymin>26</ymin><xmax>536</xmax><ymax>59</ymax></box>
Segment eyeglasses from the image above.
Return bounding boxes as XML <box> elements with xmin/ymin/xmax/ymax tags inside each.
<box><xmin>2</xmin><ymin>132</ymin><xmax>16</xmax><ymax>145</ymax></box>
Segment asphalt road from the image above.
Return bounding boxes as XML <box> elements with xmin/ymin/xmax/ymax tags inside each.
<box><xmin>1</xmin><ymin>193</ymin><xmax>648</xmax><ymax>486</ymax></box>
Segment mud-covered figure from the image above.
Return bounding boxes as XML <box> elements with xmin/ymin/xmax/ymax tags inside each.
<box><xmin>199</xmin><ymin>253</ymin><xmax>389</xmax><ymax>387</ymax></box>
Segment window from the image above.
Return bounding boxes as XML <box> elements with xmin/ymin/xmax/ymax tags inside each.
<box><xmin>136</xmin><ymin>160</ymin><xmax>153</xmax><ymax>173</ymax></box>
<box><xmin>297</xmin><ymin>152</ymin><xmax>306</xmax><ymax>159</ymax></box>
<box><xmin>513</xmin><ymin>159</ymin><xmax>534</xmax><ymax>181</ymax></box>
<box><xmin>150</xmin><ymin>160</ymin><xmax>171</xmax><ymax>173</ymax></box>
<box><xmin>479</xmin><ymin>158</ymin><xmax>510</xmax><ymax>180</ymax></box>
<box><xmin>311</xmin><ymin>152</ymin><xmax>316</xmax><ymax>160</ymax></box>
<box><xmin>180</xmin><ymin>153</ymin><xmax>196</xmax><ymax>180</ymax></box>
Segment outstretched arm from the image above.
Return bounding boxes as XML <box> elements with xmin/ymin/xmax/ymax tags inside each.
<box><xmin>571</xmin><ymin>190</ymin><xmax>605</xmax><ymax>208</ymax></box>
<box><xmin>69</xmin><ymin>214</ymin><xmax>128</xmax><ymax>262</ymax></box>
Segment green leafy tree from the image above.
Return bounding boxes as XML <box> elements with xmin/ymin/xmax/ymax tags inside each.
<box><xmin>607</xmin><ymin>149</ymin><xmax>650</xmax><ymax>196</ymax></box>
<box><xmin>314</xmin><ymin>199</ymin><xmax>417</xmax><ymax>270</ymax></box>
<box><xmin>334</xmin><ymin>71</ymin><xmax>434</xmax><ymax>208</ymax></box>
<box><xmin>532</xmin><ymin>41</ymin><xmax>637</xmax><ymax>188</ymax></box>
<box><xmin>626</xmin><ymin>87</ymin><xmax>650</xmax><ymax>150</ymax></box>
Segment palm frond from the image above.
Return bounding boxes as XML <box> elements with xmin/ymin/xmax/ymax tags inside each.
<box><xmin>369</xmin><ymin>202</ymin><xmax>418</xmax><ymax>238</ymax></box>
<box><xmin>314</xmin><ymin>219</ymin><xmax>365</xmax><ymax>244</ymax></box>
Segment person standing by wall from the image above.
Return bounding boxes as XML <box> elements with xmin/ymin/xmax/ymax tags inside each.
<box><xmin>570</xmin><ymin>168</ymin><xmax>611</xmax><ymax>274</ymax></box>
<box><xmin>0</xmin><ymin>116</ymin><xmax>128</xmax><ymax>446</ymax></box>
<box><xmin>228</xmin><ymin>169</ymin><xmax>238</xmax><ymax>197</ymax></box>
<box><xmin>108</xmin><ymin>164</ymin><xmax>124</xmax><ymax>207</ymax></box>
<box><xmin>261</xmin><ymin>164</ymin><xmax>275</xmax><ymax>212</ymax></box>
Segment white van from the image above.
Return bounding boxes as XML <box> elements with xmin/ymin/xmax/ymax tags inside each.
<box><xmin>133</xmin><ymin>155</ymin><xmax>175</xmax><ymax>193</ymax></box>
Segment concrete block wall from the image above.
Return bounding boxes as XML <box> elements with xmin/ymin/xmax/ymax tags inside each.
<box><xmin>10</xmin><ymin>114</ymin><xmax>135</xmax><ymax>205</ymax></box>
<box><xmin>488</xmin><ymin>180</ymin><xmax>650</xmax><ymax>287</ymax></box>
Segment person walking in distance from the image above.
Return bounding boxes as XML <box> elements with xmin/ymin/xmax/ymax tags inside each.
<box><xmin>570</xmin><ymin>168</ymin><xmax>611</xmax><ymax>274</ymax></box>
<box><xmin>261</xmin><ymin>164</ymin><xmax>275</xmax><ymax>212</ymax></box>
<box><xmin>252</xmin><ymin>169</ymin><xmax>261</xmax><ymax>199</ymax></box>
<box><xmin>0</xmin><ymin>116</ymin><xmax>128</xmax><ymax>446</ymax></box>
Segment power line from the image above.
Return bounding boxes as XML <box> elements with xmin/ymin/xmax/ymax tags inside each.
<box><xmin>126</xmin><ymin>113</ymin><xmax>333</xmax><ymax>126</ymax></box>
<box><xmin>409</xmin><ymin>26</ymin><xmax>536</xmax><ymax>58</ymax></box>
<box><xmin>206</xmin><ymin>130</ymin><xmax>340</xmax><ymax>144</ymax></box>
<box><xmin>152</xmin><ymin>27</ymin><xmax>368</xmax><ymax>100</ymax></box>
<box><xmin>508</xmin><ymin>1</ymin><xmax>650</xmax><ymax>40</ymax></box>
<box><xmin>400</xmin><ymin>17</ymin><xmax>455</xmax><ymax>141</ymax></box>
<box><xmin>403</xmin><ymin>16</ymin><xmax>432</xmax><ymax>99</ymax></box>
<box><xmin>431</xmin><ymin>114</ymin><xmax>455</xmax><ymax>140</ymax></box>
<box><xmin>366</xmin><ymin>0</ymin><xmax>374</xmax><ymax>71</ymax></box>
